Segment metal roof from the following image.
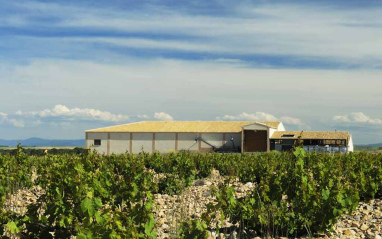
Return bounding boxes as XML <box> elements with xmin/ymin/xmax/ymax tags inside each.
<box><xmin>86</xmin><ymin>121</ymin><xmax>281</xmax><ymax>133</ymax></box>
<box><xmin>270</xmin><ymin>131</ymin><xmax>351</xmax><ymax>140</ymax></box>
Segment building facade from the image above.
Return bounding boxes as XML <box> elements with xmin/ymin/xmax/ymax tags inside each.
<box><xmin>270</xmin><ymin>131</ymin><xmax>354</xmax><ymax>153</ymax></box>
<box><xmin>85</xmin><ymin>121</ymin><xmax>353</xmax><ymax>154</ymax></box>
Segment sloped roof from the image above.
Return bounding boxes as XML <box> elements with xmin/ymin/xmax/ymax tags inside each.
<box><xmin>86</xmin><ymin>121</ymin><xmax>281</xmax><ymax>133</ymax></box>
<box><xmin>244</xmin><ymin>121</ymin><xmax>281</xmax><ymax>129</ymax></box>
<box><xmin>270</xmin><ymin>131</ymin><xmax>351</xmax><ymax>140</ymax></box>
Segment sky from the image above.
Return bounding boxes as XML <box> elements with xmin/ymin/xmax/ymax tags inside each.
<box><xmin>1</xmin><ymin>0</ymin><xmax>382</xmax><ymax>144</ymax></box>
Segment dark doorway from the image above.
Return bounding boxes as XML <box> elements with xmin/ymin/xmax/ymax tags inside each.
<box><xmin>244</xmin><ymin>130</ymin><xmax>267</xmax><ymax>152</ymax></box>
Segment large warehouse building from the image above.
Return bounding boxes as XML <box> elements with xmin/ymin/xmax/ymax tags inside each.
<box><xmin>85</xmin><ymin>121</ymin><xmax>353</xmax><ymax>154</ymax></box>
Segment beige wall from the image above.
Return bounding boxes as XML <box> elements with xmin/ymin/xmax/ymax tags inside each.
<box><xmin>87</xmin><ymin>132</ymin><xmax>108</xmax><ymax>154</ymax></box>
<box><xmin>87</xmin><ymin>131</ymin><xmax>245</xmax><ymax>154</ymax></box>
<box><xmin>132</xmin><ymin>133</ymin><xmax>153</xmax><ymax>153</ymax></box>
<box><xmin>155</xmin><ymin>133</ymin><xmax>176</xmax><ymax>153</ymax></box>
<box><xmin>200</xmin><ymin>133</ymin><xmax>223</xmax><ymax>149</ymax></box>
<box><xmin>223</xmin><ymin>133</ymin><xmax>242</xmax><ymax>150</ymax></box>
<box><xmin>178</xmin><ymin>133</ymin><xmax>198</xmax><ymax>151</ymax></box>
<box><xmin>110</xmin><ymin>133</ymin><xmax>130</xmax><ymax>154</ymax></box>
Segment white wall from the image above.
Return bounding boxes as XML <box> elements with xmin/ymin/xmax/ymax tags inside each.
<box><xmin>155</xmin><ymin>133</ymin><xmax>176</xmax><ymax>153</ymax></box>
<box><xmin>132</xmin><ymin>133</ymin><xmax>153</xmax><ymax>153</ymax></box>
<box><xmin>110</xmin><ymin>133</ymin><xmax>130</xmax><ymax>154</ymax></box>
<box><xmin>270</xmin><ymin>123</ymin><xmax>286</xmax><ymax>137</ymax></box>
<box><xmin>269</xmin><ymin>128</ymin><xmax>276</xmax><ymax>138</ymax></box>
<box><xmin>348</xmin><ymin>136</ymin><xmax>354</xmax><ymax>152</ymax></box>
<box><xmin>277</xmin><ymin>122</ymin><xmax>286</xmax><ymax>131</ymax></box>
<box><xmin>200</xmin><ymin>133</ymin><xmax>223</xmax><ymax>149</ymax></box>
<box><xmin>88</xmin><ymin>132</ymin><xmax>108</xmax><ymax>154</ymax></box>
<box><xmin>178</xmin><ymin>133</ymin><xmax>199</xmax><ymax>151</ymax></box>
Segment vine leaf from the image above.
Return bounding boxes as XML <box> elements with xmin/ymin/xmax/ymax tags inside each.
<box><xmin>7</xmin><ymin>221</ymin><xmax>20</xmax><ymax>234</ymax></box>
<box><xmin>81</xmin><ymin>198</ymin><xmax>95</xmax><ymax>217</ymax></box>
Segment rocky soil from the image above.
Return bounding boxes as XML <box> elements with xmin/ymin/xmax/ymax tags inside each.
<box><xmin>333</xmin><ymin>200</ymin><xmax>382</xmax><ymax>239</ymax></box>
<box><xmin>153</xmin><ymin>170</ymin><xmax>382</xmax><ymax>239</ymax></box>
<box><xmin>2</xmin><ymin>170</ymin><xmax>382</xmax><ymax>239</ymax></box>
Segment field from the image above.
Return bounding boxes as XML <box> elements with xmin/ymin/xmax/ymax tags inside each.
<box><xmin>1</xmin><ymin>147</ymin><xmax>382</xmax><ymax>238</ymax></box>
<box><xmin>355</xmin><ymin>145</ymin><xmax>382</xmax><ymax>152</ymax></box>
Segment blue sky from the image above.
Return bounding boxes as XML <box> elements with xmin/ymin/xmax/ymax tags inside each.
<box><xmin>1</xmin><ymin>0</ymin><xmax>382</xmax><ymax>144</ymax></box>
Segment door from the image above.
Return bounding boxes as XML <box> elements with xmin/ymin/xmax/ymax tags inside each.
<box><xmin>244</xmin><ymin>130</ymin><xmax>267</xmax><ymax>152</ymax></box>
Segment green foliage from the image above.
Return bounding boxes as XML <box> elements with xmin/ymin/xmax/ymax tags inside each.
<box><xmin>0</xmin><ymin>147</ymin><xmax>381</xmax><ymax>238</ymax></box>
<box><xmin>203</xmin><ymin>149</ymin><xmax>382</xmax><ymax>237</ymax></box>
<box><xmin>0</xmin><ymin>144</ymin><xmax>34</xmax><ymax>235</ymax></box>
<box><xmin>178</xmin><ymin>219</ymin><xmax>209</xmax><ymax>239</ymax></box>
<box><xmin>145</xmin><ymin>152</ymin><xmax>198</xmax><ymax>185</ymax></box>
<box><xmin>0</xmin><ymin>146</ymin><xmax>87</xmax><ymax>156</ymax></box>
<box><xmin>158</xmin><ymin>174</ymin><xmax>185</xmax><ymax>196</ymax></box>
<box><xmin>1</xmin><ymin>148</ymin><xmax>157</xmax><ymax>238</ymax></box>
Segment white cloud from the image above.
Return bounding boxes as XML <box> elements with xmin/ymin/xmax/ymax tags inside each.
<box><xmin>74</xmin><ymin>37</ymin><xmax>220</xmax><ymax>53</ymax></box>
<box><xmin>0</xmin><ymin>113</ymin><xmax>7</xmax><ymax>125</ymax></box>
<box><xmin>1</xmin><ymin>1</ymin><xmax>382</xmax><ymax>142</ymax></box>
<box><xmin>6</xmin><ymin>1</ymin><xmax>382</xmax><ymax>66</ymax></box>
<box><xmin>136</xmin><ymin>114</ymin><xmax>149</xmax><ymax>119</ymax></box>
<box><xmin>1</xmin><ymin>105</ymin><xmax>130</xmax><ymax>129</ymax></box>
<box><xmin>333</xmin><ymin>112</ymin><xmax>382</xmax><ymax>125</ymax></box>
<box><xmin>216</xmin><ymin>112</ymin><xmax>278</xmax><ymax>121</ymax></box>
<box><xmin>154</xmin><ymin>112</ymin><xmax>174</xmax><ymax>121</ymax></box>
<box><xmin>216</xmin><ymin>112</ymin><xmax>306</xmax><ymax>126</ymax></box>
<box><xmin>0</xmin><ymin>58</ymin><xmax>382</xmax><ymax>141</ymax></box>
<box><xmin>0</xmin><ymin>112</ymin><xmax>25</xmax><ymax>128</ymax></box>
<box><xmin>8</xmin><ymin>119</ymin><xmax>25</xmax><ymax>128</ymax></box>
<box><xmin>15</xmin><ymin>104</ymin><xmax>130</xmax><ymax>122</ymax></box>
<box><xmin>329</xmin><ymin>112</ymin><xmax>382</xmax><ymax>144</ymax></box>
<box><xmin>216</xmin><ymin>112</ymin><xmax>310</xmax><ymax>131</ymax></box>
<box><xmin>280</xmin><ymin>116</ymin><xmax>302</xmax><ymax>125</ymax></box>
<box><xmin>4</xmin><ymin>58</ymin><xmax>382</xmax><ymax>121</ymax></box>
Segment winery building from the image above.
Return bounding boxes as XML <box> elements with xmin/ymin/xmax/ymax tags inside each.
<box><xmin>85</xmin><ymin>121</ymin><xmax>354</xmax><ymax>154</ymax></box>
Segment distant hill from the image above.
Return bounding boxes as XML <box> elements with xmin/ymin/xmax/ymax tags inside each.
<box><xmin>367</xmin><ymin>142</ymin><xmax>382</xmax><ymax>147</ymax></box>
<box><xmin>354</xmin><ymin>142</ymin><xmax>382</xmax><ymax>152</ymax></box>
<box><xmin>0</xmin><ymin>137</ymin><xmax>84</xmax><ymax>147</ymax></box>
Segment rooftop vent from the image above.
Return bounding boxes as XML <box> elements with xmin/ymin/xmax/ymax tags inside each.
<box><xmin>281</xmin><ymin>134</ymin><xmax>295</xmax><ymax>137</ymax></box>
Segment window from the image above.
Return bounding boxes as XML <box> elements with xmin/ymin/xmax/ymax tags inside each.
<box><xmin>94</xmin><ymin>139</ymin><xmax>101</xmax><ymax>146</ymax></box>
<box><xmin>281</xmin><ymin>139</ymin><xmax>295</xmax><ymax>145</ymax></box>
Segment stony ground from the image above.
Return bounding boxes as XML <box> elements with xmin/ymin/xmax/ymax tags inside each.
<box><xmin>2</xmin><ymin>170</ymin><xmax>382</xmax><ymax>239</ymax></box>
<box><xmin>153</xmin><ymin>170</ymin><xmax>382</xmax><ymax>239</ymax></box>
<box><xmin>333</xmin><ymin>200</ymin><xmax>382</xmax><ymax>239</ymax></box>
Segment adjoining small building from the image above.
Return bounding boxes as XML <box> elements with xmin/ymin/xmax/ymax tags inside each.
<box><xmin>85</xmin><ymin>121</ymin><xmax>353</xmax><ymax>154</ymax></box>
<box><xmin>270</xmin><ymin>131</ymin><xmax>354</xmax><ymax>153</ymax></box>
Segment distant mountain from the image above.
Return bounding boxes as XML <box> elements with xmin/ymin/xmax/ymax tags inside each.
<box><xmin>0</xmin><ymin>137</ymin><xmax>84</xmax><ymax>147</ymax></box>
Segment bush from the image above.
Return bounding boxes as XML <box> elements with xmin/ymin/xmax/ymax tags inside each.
<box><xmin>158</xmin><ymin>174</ymin><xmax>186</xmax><ymax>196</ymax></box>
<box><xmin>204</xmin><ymin>149</ymin><xmax>381</xmax><ymax>238</ymax></box>
<box><xmin>1</xmin><ymin>148</ymin><xmax>381</xmax><ymax>238</ymax></box>
<box><xmin>178</xmin><ymin>219</ymin><xmax>209</xmax><ymax>239</ymax></box>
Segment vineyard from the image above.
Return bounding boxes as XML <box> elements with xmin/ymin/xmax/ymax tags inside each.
<box><xmin>1</xmin><ymin>146</ymin><xmax>382</xmax><ymax>238</ymax></box>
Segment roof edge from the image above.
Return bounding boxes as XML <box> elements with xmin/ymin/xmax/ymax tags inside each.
<box><xmin>243</xmin><ymin>121</ymin><xmax>280</xmax><ymax>129</ymax></box>
<box><xmin>85</xmin><ymin>121</ymin><xmax>145</xmax><ymax>133</ymax></box>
